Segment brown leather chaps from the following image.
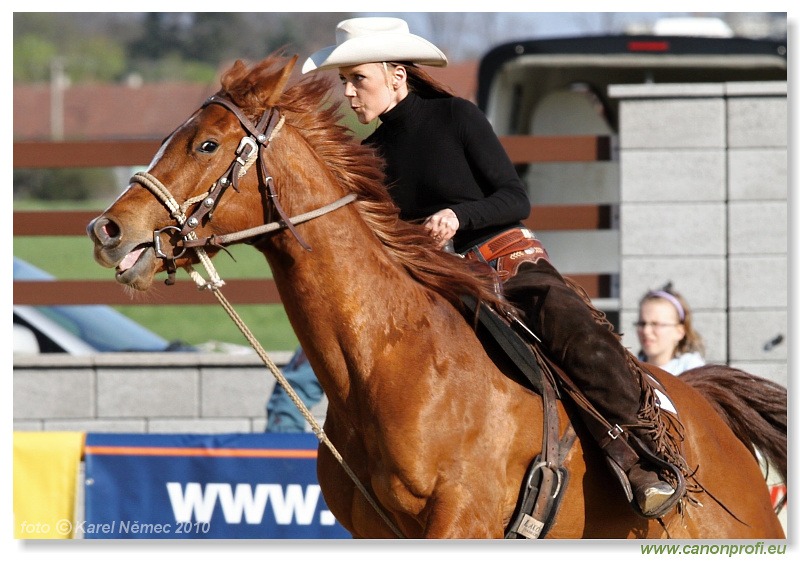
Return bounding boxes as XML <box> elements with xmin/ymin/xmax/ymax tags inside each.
<box><xmin>503</xmin><ymin>260</ymin><xmax>643</xmax><ymax>430</ymax></box>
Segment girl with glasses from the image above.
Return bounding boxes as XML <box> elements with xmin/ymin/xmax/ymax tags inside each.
<box><xmin>636</xmin><ymin>287</ymin><xmax>705</xmax><ymax>375</ymax></box>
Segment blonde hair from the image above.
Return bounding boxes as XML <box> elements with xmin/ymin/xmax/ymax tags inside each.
<box><xmin>387</xmin><ymin>63</ymin><xmax>454</xmax><ymax>99</ymax></box>
<box><xmin>639</xmin><ymin>286</ymin><xmax>705</xmax><ymax>358</ymax></box>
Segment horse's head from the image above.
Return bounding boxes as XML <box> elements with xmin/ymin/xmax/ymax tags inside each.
<box><xmin>87</xmin><ymin>54</ymin><xmax>308</xmax><ymax>291</ymax></box>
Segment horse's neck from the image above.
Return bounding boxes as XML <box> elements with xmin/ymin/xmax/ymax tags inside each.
<box><xmin>262</xmin><ymin>209</ymin><xmax>430</xmax><ymax>405</ymax></box>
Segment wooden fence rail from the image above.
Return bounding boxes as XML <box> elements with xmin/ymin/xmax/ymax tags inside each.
<box><xmin>14</xmin><ymin>136</ymin><xmax>612</xmax><ymax>305</ymax></box>
<box><xmin>13</xmin><ymin>136</ymin><xmax>610</xmax><ymax>168</ymax></box>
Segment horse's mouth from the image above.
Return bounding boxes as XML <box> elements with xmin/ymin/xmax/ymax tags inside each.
<box><xmin>114</xmin><ymin>243</ymin><xmax>156</xmax><ymax>288</ymax></box>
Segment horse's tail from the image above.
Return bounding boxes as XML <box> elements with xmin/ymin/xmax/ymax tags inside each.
<box><xmin>679</xmin><ymin>364</ymin><xmax>787</xmax><ymax>482</ymax></box>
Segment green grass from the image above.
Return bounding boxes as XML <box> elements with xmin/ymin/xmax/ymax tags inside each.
<box><xmin>14</xmin><ymin>234</ymin><xmax>299</xmax><ymax>351</ymax></box>
<box><xmin>120</xmin><ymin>304</ymin><xmax>298</xmax><ymax>351</ymax></box>
<box><xmin>14</xmin><ymin>236</ymin><xmax>272</xmax><ymax>280</ymax></box>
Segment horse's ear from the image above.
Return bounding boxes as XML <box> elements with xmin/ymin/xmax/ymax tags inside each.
<box><xmin>266</xmin><ymin>55</ymin><xmax>298</xmax><ymax>106</ymax></box>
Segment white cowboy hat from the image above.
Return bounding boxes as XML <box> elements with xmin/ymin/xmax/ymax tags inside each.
<box><xmin>302</xmin><ymin>17</ymin><xmax>448</xmax><ymax>74</ymax></box>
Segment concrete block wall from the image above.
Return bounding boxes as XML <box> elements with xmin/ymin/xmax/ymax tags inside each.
<box><xmin>726</xmin><ymin>82</ymin><xmax>788</xmax><ymax>382</ymax></box>
<box><xmin>13</xmin><ymin>351</ymin><xmax>328</xmax><ymax>433</ymax></box>
<box><xmin>610</xmin><ymin>82</ymin><xmax>787</xmax><ymax>386</ymax></box>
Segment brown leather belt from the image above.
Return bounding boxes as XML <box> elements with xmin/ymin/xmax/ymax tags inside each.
<box><xmin>463</xmin><ymin>227</ymin><xmax>550</xmax><ymax>281</ymax></box>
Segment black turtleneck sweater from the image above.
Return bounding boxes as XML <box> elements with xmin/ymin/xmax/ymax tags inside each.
<box><xmin>364</xmin><ymin>92</ymin><xmax>531</xmax><ymax>253</ymax></box>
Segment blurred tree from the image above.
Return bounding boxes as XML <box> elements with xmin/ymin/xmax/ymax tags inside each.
<box><xmin>131</xmin><ymin>52</ymin><xmax>218</xmax><ymax>83</ymax></box>
<box><xmin>128</xmin><ymin>12</ymin><xmax>185</xmax><ymax>60</ymax></box>
<box><xmin>13</xmin><ymin>168</ymin><xmax>119</xmax><ymax>203</ymax></box>
<box><xmin>14</xmin><ymin>33</ymin><xmax>127</xmax><ymax>84</ymax></box>
<box><xmin>13</xmin><ymin>34</ymin><xmax>58</xmax><ymax>82</ymax></box>
<box><xmin>15</xmin><ymin>13</ymin><xmax>132</xmax><ymax>83</ymax></box>
<box><xmin>14</xmin><ymin>12</ymin><xmax>787</xmax><ymax>86</ymax></box>
<box><xmin>258</xmin><ymin>12</ymin><xmax>353</xmax><ymax>59</ymax></box>
<box><xmin>13</xmin><ymin>12</ymin><xmax>63</xmax><ymax>42</ymax></box>
<box><xmin>184</xmin><ymin>12</ymin><xmax>241</xmax><ymax>64</ymax></box>
<box><xmin>14</xmin><ymin>12</ymin><xmax>362</xmax><ymax>84</ymax></box>
<box><xmin>67</xmin><ymin>36</ymin><xmax>127</xmax><ymax>82</ymax></box>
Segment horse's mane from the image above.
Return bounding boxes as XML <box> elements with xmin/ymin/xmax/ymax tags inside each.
<box><xmin>220</xmin><ymin>55</ymin><xmax>508</xmax><ymax>313</ymax></box>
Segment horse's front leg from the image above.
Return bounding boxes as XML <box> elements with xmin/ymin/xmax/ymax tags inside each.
<box><xmin>423</xmin><ymin>487</ymin><xmax>506</xmax><ymax>539</ymax></box>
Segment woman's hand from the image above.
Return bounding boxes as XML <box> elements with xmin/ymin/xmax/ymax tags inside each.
<box><xmin>423</xmin><ymin>208</ymin><xmax>459</xmax><ymax>247</ymax></box>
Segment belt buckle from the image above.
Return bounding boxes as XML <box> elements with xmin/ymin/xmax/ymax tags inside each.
<box><xmin>607</xmin><ymin>424</ymin><xmax>624</xmax><ymax>440</ymax></box>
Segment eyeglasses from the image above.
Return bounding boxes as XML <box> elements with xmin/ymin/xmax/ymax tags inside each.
<box><xmin>634</xmin><ymin>321</ymin><xmax>680</xmax><ymax>330</ymax></box>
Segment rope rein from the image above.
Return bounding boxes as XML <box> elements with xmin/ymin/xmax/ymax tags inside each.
<box><xmin>130</xmin><ymin>167</ymin><xmax>405</xmax><ymax>539</ymax></box>
<box><xmin>208</xmin><ymin>287</ymin><xmax>404</xmax><ymax>536</ymax></box>
<box><xmin>133</xmin><ymin>171</ymin><xmax>224</xmax><ymax>289</ymax></box>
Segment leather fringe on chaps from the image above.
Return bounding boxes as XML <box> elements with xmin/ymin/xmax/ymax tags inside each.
<box><xmin>561</xmin><ymin>275</ymin><xmax>703</xmax><ymax>512</ymax></box>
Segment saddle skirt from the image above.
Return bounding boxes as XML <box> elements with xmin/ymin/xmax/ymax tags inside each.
<box><xmin>648</xmin><ymin>373</ymin><xmax>678</xmax><ymax>415</ymax></box>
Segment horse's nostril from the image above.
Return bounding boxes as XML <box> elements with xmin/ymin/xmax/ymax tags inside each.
<box><xmin>102</xmin><ymin>219</ymin><xmax>120</xmax><ymax>239</ymax></box>
<box><xmin>91</xmin><ymin>216</ymin><xmax>122</xmax><ymax>246</ymax></box>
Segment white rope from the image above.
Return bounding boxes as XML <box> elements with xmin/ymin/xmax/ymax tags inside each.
<box><xmin>208</xmin><ymin>287</ymin><xmax>404</xmax><ymax>537</ymax></box>
<box><xmin>132</xmin><ymin>171</ymin><xmax>224</xmax><ymax>290</ymax></box>
<box><xmin>238</xmin><ymin>145</ymin><xmax>259</xmax><ymax>178</ymax></box>
<box><xmin>267</xmin><ymin>115</ymin><xmax>285</xmax><ymax>142</ymax></box>
<box><xmin>128</xmin><ymin>169</ymin><xmax>403</xmax><ymax>538</ymax></box>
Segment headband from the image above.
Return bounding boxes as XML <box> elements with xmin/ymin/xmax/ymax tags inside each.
<box><xmin>647</xmin><ymin>290</ymin><xmax>685</xmax><ymax>322</ymax></box>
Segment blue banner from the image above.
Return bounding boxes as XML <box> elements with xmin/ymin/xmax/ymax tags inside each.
<box><xmin>83</xmin><ymin>433</ymin><xmax>351</xmax><ymax>539</ymax></box>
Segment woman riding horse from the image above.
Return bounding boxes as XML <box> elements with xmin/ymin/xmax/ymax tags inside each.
<box><xmin>86</xmin><ymin>48</ymin><xmax>785</xmax><ymax>539</ymax></box>
<box><xmin>302</xmin><ymin>16</ymin><xmax>682</xmax><ymax>519</ymax></box>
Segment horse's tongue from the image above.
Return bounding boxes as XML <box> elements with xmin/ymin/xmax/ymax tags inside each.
<box><xmin>119</xmin><ymin>247</ymin><xmax>146</xmax><ymax>272</ymax></box>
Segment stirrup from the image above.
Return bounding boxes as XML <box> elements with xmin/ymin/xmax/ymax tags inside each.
<box><xmin>603</xmin><ymin>432</ymin><xmax>685</xmax><ymax>519</ymax></box>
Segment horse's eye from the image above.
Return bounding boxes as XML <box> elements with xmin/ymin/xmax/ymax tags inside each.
<box><xmin>198</xmin><ymin>140</ymin><xmax>219</xmax><ymax>153</ymax></box>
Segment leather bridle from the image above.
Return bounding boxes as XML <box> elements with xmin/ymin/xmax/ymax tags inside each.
<box><xmin>131</xmin><ymin>93</ymin><xmax>355</xmax><ymax>285</ymax></box>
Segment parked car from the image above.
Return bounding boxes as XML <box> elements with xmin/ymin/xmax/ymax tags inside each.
<box><xmin>13</xmin><ymin>257</ymin><xmax>198</xmax><ymax>355</ymax></box>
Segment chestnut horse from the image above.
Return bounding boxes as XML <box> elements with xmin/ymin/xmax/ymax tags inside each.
<box><xmin>87</xmin><ymin>55</ymin><xmax>785</xmax><ymax>539</ymax></box>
